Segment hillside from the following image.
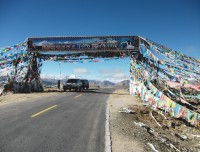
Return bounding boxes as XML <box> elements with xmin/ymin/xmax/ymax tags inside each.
<box><xmin>41</xmin><ymin>78</ymin><xmax>65</xmax><ymax>86</ymax></box>
<box><xmin>89</xmin><ymin>80</ymin><xmax>115</xmax><ymax>87</ymax></box>
<box><xmin>115</xmin><ymin>80</ymin><xmax>129</xmax><ymax>87</ymax></box>
<box><xmin>41</xmin><ymin>78</ymin><xmax>129</xmax><ymax>88</ymax></box>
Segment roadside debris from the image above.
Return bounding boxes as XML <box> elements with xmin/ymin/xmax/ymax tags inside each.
<box><xmin>134</xmin><ymin>120</ymin><xmax>182</xmax><ymax>152</ymax></box>
<box><xmin>147</xmin><ymin>143</ymin><xmax>159</xmax><ymax>152</ymax></box>
<box><xmin>175</xmin><ymin>133</ymin><xmax>187</xmax><ymax>141</ymax></box>
<box><xmin>109</xmin><ymin>89</ymin><xmax>197</xmax><ymax>152</ymax></box>
<box><xmin>119</xmin><ymin>105</ymin><xmax>199</xmax><ymax>151</ymax></box>
<box><xmin>119</xmin><ymin>107</ymin><xmax>135</xmax><ymax>114</ymax></box>
<box><xmin>150</xmin><ymin>111</ymin><xmax>162</xmax><ymax>128</ymax></box>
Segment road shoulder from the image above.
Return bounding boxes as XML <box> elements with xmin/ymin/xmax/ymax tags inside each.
<box><xmin>0</xmin><ymin>92</ymin><xmax>61</xmax><ymax>106</ymax></box>
<box><xmin>107</xmin><ymin>89</ymin><xmax>144</xmax><ymax>152</ymax></box>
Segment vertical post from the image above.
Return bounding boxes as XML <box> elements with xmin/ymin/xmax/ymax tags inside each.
<box><xmin>59</xmin><ymin>62</ymin><xmax>61</xmax><ymax>79</ymax></box>
<box><xmin>130</xmin><ymin>55</ymin><xmax>131</xmax><ymax>95</ymax></box>
<box><xmin>58</xmin><ymin>62</ymin><xmax>61</xmax><ymax>90</ymax></box>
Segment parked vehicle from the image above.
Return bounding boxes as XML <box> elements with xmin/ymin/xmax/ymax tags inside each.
<box><xmin>63</xmin><ymin>79</ymin><xmax>82</xmax><ymax>92</ymax></box>
<box><xmin>81</xmin><ymin>79</ymin><xmax>89</xmax><ymax>90</ymax></box>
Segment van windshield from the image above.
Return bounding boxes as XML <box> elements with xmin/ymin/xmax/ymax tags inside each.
<box><xmin>67</xmin><ymin>79</ymin><xmax>78</xmax><ymax>83</ymax></box>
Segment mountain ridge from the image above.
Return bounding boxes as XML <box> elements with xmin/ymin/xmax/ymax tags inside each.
<box><xmin>41</xmin><ymin>78</ymin><xmax>129</xmax><ymax>87</ymax></box>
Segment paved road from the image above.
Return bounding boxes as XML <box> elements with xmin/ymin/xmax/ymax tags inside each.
<box><xmin>0</xmin><ymin>88</ymin><xmax>114</xmax><ymax>152</ymax></box>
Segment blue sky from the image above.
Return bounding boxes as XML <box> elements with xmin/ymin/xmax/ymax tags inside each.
<box><xmin>0</xmin><ymin>0</ymin><xmax>200</xmax><ymax>82</ymax></box>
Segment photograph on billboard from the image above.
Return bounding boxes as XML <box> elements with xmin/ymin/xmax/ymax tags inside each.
<box><xmin>27</xmin><ymin>36</ymin><xmax>139</xmax><ymax>51</ymax></box>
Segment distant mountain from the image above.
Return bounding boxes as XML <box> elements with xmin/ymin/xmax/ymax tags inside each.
<box><xmin>41</xmin><ymin>78</ymin><xmax>65</xmax><ymax>86</ymax></box>
<box><xmin>42</xmin><ymin>79</ymin><xmax>116</xmax><ymax>87</ymax></box>
<box><xmin>102</xmin><ymin>80</ymin><xmax>116</xmax><ymax>87</ymax></box>
<box><xmin>0</xmin><ymin>75</ymin><xmax>129</xmax><ymax>90</ymax></box>
<box><xmin>41</xmin><ymin>78</ymin><xmax>129</xmax><ymax>88</ymax></box>
<box><xmin>116</xmin><ymin>80</ymin><xmax>129</xmax><ymax>87</ymax></box>
<box><xmin>89</xmin><ymin>80</ymin><xmax>115</xmax><ymax>87</ymax></box>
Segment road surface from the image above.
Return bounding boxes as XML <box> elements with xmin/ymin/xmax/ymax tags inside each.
<box><xmin>0</xmin><ymin>88</ymin><xmax>114</xmax><ymax>152</ymax></box>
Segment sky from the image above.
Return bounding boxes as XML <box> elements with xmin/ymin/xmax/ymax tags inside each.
<box><xmin>0</xmin><ymin>0</ymin><xmax>200</xmax><ymax>82</ymax></box>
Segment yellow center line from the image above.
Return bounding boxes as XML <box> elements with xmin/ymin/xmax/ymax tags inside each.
<box><xmin>31</xmin><ymin>105</ymin><xmax>58</xmax><ymax>118</ymax></box>
<box><xmin>74</xmin><ymin>94</ymin><xmax>82</xmax><ymax>98</ymax></box>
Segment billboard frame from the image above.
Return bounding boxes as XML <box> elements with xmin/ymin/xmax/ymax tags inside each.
<box><xmin>27</xmin><ymin>36</ymin><xmax>140</xmax><ymax>52</ymax></box>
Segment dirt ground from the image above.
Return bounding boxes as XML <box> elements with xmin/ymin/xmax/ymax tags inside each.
<box><xmin>0</xmin><ymin>86</ymin><xmax>100</xmax><ymax>105</ymax></box>
<box><xmin>108</xmin><ymin>89</ymin><xmax>145</xmax><ymax>152</ymax></box>
<box><xmin>0</xmin><ymin>90</ymin><xmax>61</xmax><ymax>105</ymax></box>
<box><xmin>108</xmin><ymin>89</ymin><xmax>200</xmax><ymax>152</ymax></box>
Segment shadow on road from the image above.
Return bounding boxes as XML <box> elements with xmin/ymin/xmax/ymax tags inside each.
<box><xmin>81</xmin><ymin>88</ymin><xmax>129</xmax><ymax>96</ymax></box>
<box><xmin>44</xmin><ymin>87</ymin><xmax>129</xmax><ymax>96</ymax></box>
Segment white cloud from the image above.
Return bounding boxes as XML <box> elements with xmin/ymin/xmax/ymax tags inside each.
<box><xmin>98</xmin><ymin>69</ymin><xmax>123</xmax><ymax>74</ymax></box>
<box><xmin>112</xmin><ymin>73</ymin><xmax>128</xmax><ymax>79</ymax></box>
<box><xmin>97</xmin><ymin>68</ymin><xmax>129</xmax><ymax>82</ymax></box>
<box><xmin>40</xmin><ymin>73</ymin><xmax>67</xmax><ymax>80</ymax></box>
<box><xmin>73</xmin><ymin>68</ymin><xmax>89</xmax><ymax>75</ymax></box>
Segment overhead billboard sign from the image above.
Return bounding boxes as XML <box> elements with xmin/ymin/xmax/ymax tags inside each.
<box><xmin>27</xmin><ymin>36</ymin><xmax>139</xmax><ymax>52</ymax></box>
